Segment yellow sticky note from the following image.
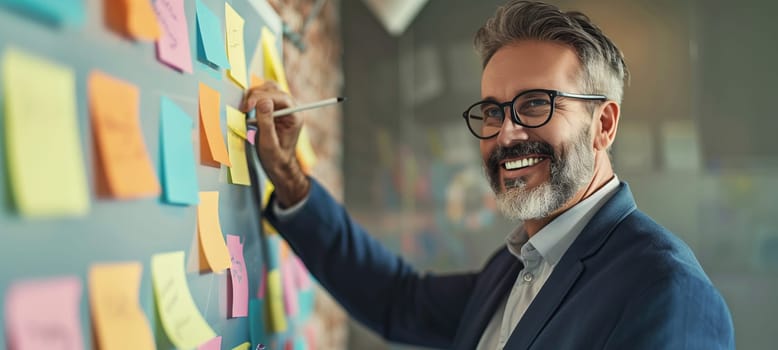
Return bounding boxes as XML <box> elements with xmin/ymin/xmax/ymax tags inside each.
<box><xmin>89</xmin><ymin>71</ymin><xmax>161</xmax><ymax>199</ymax></box>
<box><xmin>89</xmin><ymin>262</ymin><xmax>155</xmax><ymax>350</ymax></box>
<box><xmin>226</xmin><ymin>106</ymin><xmax>250</xmax><ymax>186</ymax></box>
<box><xmin>2</xmin><ymin>48</ymin><xmax>89</xmax><ymax>217</ymax></box>
<box><xmin>261</xmin><ymin>27</ymin><xmax>290</xmax><ymax>93</ymax></box>
<box><xmin>197</xmin><ymin>191</ymin><xmax>232</xmax><ymax>272</ymax></box>
<box><xmin>225</xmin><ymin>3</ymin><xmax>248</xmax><ymax>89</ymax></box>
<box><xmin>151</xmin><ymin>252</ymin><xmax>216</xmax><ymax>349</ymax></box>
<box><xmin>261</xmin><ymin>179</ymin><xmax>278</xmax><ymax>234</ymax></box>
<box><xmin>232</xmin><ymin>342</ymin><xmax>251</xmax><ymax>350</ymax></box>
<box><xmin>296</xmin><ymin>126</ymin><xmax>318</xmax><ymax>174</ymax></box>
<box><xmin>266</xmin><ymin>269</ymin><xmax>287</xmax><ymax>332</ymax></box>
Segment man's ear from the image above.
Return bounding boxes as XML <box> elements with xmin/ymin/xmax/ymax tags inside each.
<box><xmin>593</xmin><ymin>101</ymin><xmax>619</xmax><ymax>151</ymax></box>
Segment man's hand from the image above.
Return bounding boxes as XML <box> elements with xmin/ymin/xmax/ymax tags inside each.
<box><xmin>240</xmin><ymin>82</ymin><xmax>310</xmax><ymax>208</ymax></box>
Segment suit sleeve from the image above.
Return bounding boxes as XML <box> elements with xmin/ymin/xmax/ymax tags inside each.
<box><xmin>603</xmin><ymin>274</ymin><xmax>735</xmax><ymax>350</ymax></box>
<box><xmin>264</xmin><ymin>178</ymin><xmax>477</xmax><ymax>348</ymax></box>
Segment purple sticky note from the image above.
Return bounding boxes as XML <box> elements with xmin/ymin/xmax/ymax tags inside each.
<box><xmin>4</xmin><ymin>276</ymin><xmax>84</xmax><ymax>350</ymax></box>
<box><xmin>227</xmin><ymin>234</ymin><xmax>249</xmax><ymax>317</ymax></box>
<box><xmin>155</xmin><ymin>0</ymin><xmax>193</xmax><ymax>73</ymax></box>
<box><xmin>246</xmin><ymin>127</ymin><xmax>257</xmax><ymax>145</ymax></box>
<box><xmin>197</xmin><ymin>335</ymin><xmax>222</xmax><ymax>350</ymax></box>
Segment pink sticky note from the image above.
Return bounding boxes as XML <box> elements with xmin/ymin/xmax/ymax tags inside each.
<box><xmin>197</xmin><ymin>335</ymin><xmax>222</xmax><ymax>350</ymax></box>
<box><xmin>227</xmin><ymin>234</ymin><xmax>249</xmax><ymax>318</ymax></box>
<box><xmin>257</xmin><ymin>265</ymin><xmax>267</xmax><ymax>299</ymax></box>
<box><xmin>4</xmin><ymin>276</ymin><xmax>84</xmax><ymax>350</ymax></box>
<box><xmin>281</xmin><ymin>259</ymin><xmax>299</xmax><ymax>317</ymax></box>
<box><xmin>155</xmin><ymin>0</ymin><xmax>193</xmax><ymax>73</ymax></box>
<box><xmin>246</xmin><ymin>128</ymin><xmax>257</xmax><ymax>145</ymax></box>
<box><xmin>291</xmin><ymin>255</ymin><xmax>312</xmax><ymax>290</ymax></box>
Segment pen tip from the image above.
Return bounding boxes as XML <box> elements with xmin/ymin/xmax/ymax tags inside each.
<box><xmin>337</xmin><ymin>97</ymin><xmax>347</xmax><ymax>102</ymax></box>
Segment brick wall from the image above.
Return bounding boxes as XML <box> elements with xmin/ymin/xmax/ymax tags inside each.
<box><xmin>265</xmin><ymin>1</ymin><xmax>348</xmax><ymax>349</ymax></box>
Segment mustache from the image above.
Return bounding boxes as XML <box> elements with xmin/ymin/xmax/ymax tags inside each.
<box><xmin>487</xmin><ymin>141</ymin><xmax>555</xmax><ymax>170</ymax></box>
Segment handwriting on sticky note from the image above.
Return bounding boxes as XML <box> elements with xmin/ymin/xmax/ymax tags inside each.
<box><xmin>151</xmin><ymin>251</ymin><xmax>216</xmax><ymax>349</ymax></box>
<box><xmin>2</xmin><ymin>48</ymin><xmax>90</xmax><ymax>217</ymax></box>
<box><xmin>160</xmin><ymin>96</ymin><xmax>200</xmax><ymax>205</ymax></box>
<box><xmin>227</xmin><ymin>234</ymin><xmax>249</xmax><ymax>318</ymax></box>
<box><xmin>197</xmin><ymin>191</ymin><xmax>232</xmax><ymax>272</ymax></box>
<box><xmin>195</xmin><ymin>0</ymin><xmax>230</xmax><ymax>68</ymax></box>
<box><xmin>198</xmin><ymin>83</ymin><xmax>231</xmax><ymax>167</ymax></box>
<box><xmin>225</xmin><ymin>3</ymin><xmax>248</xmax><ymax>88</ymax></box>
<box><xmin>4</xmin><ymin>276</ymin><xmax>84</xmax><ymax>350</ymax></box>
<box><xmin>89</xmin><ymin>262</ymin><xmax>155</xmax><ymax>350</ymax></box>
<box><xmin>155</xmin><ymin>0</ymin><xmax>193</xmax><ymax>73</ymax></box>
<box><xmin>89</xmin><ymin>70</ymin><xmax>161</xmax><ymax>199</ymax></box>
<box><xmin>226</xmin><ymin>106</ymin><xmax>251</xmax><ymax>186</ymax></box>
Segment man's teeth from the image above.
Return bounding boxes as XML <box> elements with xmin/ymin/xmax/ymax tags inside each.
<box><xmin>504</xmin><ymin>157</ymin><xmax>543</xmax><ymax>170</ymax></box>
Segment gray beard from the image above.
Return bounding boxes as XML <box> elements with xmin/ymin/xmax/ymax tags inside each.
<box><xmin>488</xmin><ymin>127</ymin><xmax>595</xmax><ymax>221</ymax></box>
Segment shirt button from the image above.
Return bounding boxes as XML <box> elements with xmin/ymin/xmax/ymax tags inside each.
<box><xmin>523</xmin><ymin>273</ymin><xmax>533</xmax><ymax>282</ymax></box>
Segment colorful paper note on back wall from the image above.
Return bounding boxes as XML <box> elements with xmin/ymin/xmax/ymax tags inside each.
<box><xmin>0</xmin><ymin>0</ymin><xmax>85</xmax><ymax>25</ymax></box>
<box><xmin>227</xmin><ymin>234</ymin><xmax>249</xmax><ymax>318</ymax></box>
<box><xmin>2</xmin><ymin>48</ymin><xmax>89</xmax><ymax>217</ymax></box>
<box><xmin>198</xmin><ymin>191</ymin><xmax>232</xmax><ymax>272</ymax></box>
<box><xmin>151</xmin><ymin>251</ymin><xmax>216</xmax><ymax>349</ymax></box>
<box><xmin>195</xmin><ymin>0</ymin><xmax>230</xmax><ymax>68</ymax></box>
<box><xmin>160</xmin><ymin>96</ymin><xmax>200</xmax><ymax>205</ymax></box>
<box><xmin>199</xmin><ymin>83</ymin><xmax>231</xmax><ymax>167</ymax></box>
<box><xmin>104</xmin><ymin>0</ymin><xmax>161</xmax><ymax>40</ymax></box>
<box><xmin>155</xmin><ymin>0</ymin><xmax>193</xmax><ymax>73</ymax></box>
<box><xmin>89</xmin><ymin>262</ymin><xmax>155</xmax><ymax>350</ymax></box>
<box><xmin>225</xmin><ymin>2</ymin><xmax>248</xmax><ymax>88</ymax></box>
<box><xmin>227</xmin><ymin>106</ymin><xmax>251</xmax><ymax>185</ymax></box>
<box><xmin>4</xmin><ymin>277</ymin><xmax>84</xmax><ymax>350</ymax></box>
<box><xmin>89</xmin><ymin>70</ymin><xmax>161</xmax><ymax>199</ymax></box>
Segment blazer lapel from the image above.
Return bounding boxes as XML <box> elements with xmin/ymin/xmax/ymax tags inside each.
<box><xmin>453</xmin><ymin>249</ymin><xmax>523</xmax><ymax>350</ymax></box>
<box><xmin>503</xmin><ymin>182</ymin><xmax>637</xmax><ymax>349</ymax></box>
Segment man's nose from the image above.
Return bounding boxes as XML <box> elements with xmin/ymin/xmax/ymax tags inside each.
<box><xmin>496</xmin><ymin>108</ymin><xmax>529</xmax><ymax>147</ymax></box>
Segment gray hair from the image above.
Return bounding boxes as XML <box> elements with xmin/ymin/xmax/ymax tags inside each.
<box><xmin>474</xmin><ymin>0</ymin><xmax>629</xmax><ymax>104</ymax></box>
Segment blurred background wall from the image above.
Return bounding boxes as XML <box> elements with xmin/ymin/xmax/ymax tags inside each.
<box><xmin>339</xmin><ymin>0</ymin><xmax>778</xmax><ymax>349</ymax></box>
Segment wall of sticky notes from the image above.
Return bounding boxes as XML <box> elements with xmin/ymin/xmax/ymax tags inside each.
<box><xmin>0</xmin><ymin>0</ymin><xmax>320</xmax><ymax>349</ymax></box>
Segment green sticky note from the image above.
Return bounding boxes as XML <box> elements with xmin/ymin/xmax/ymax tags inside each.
<box><xmin>160</xmin><ymin>96</ymin><xmax>199</xmax><ymax>205</ymax></box>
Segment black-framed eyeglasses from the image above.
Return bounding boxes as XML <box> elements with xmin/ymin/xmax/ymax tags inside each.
<box><xmin>462</xmin><ymin>89</ymin><xmax>607</xmax><ymax>139</ymax></box>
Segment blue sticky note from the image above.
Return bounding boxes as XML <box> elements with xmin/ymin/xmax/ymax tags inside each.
<box><xmin>195</xmin><ymin>0</ymin><xmax>230</xmax><ymax>69</ymax></box>
<box><xmin>160</xmin><ymin>96</ymin><xmax>200</xmax><ymax>205</ymax></box>
<box><xmin>0</xmin><ymin>0</ymin><xmax>84</xmax><ymax>25</ymax></box>
<box><xmin>249</xmin><ymin>299</ymin><xmax>268</xmax><ymax>348</ymax></box>
<box><xmin>265</xmin><ymin>235</ymin><xmax>281</xmax><ymax>270</ymax></box>
<box><xmin>293</xmin><ymin>336</ymin><xmax>307</xmax><ymax>350</ymax></box>
<box><xmin>297</xmin><ymin>289</ymin><xmax>315</xmax><ymax>321</ymax></box>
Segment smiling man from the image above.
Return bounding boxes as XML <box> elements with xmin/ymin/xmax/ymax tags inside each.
<box><xmin>243</xmin><ymin>1</ymin><xmax>735</xmax><ymax>349</ymax></box>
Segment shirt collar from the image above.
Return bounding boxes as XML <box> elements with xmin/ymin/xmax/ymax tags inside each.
<box><xmin>505</xmin><ymin>176</ymin><xmax>621</xmax><ymax>266</ymax></box>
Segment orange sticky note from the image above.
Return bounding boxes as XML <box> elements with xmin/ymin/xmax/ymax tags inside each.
<box><xmin>104</xmin><ymin>0</ymin><xmax>161</xmax><ymax>40</ymax></box>
<box><xmin>198</xmin><ymin>191</ymin><xmax>232</xmax><ymax>272</ymax></box>
<box><xmin>250</xmin><ymin>74</ymin><xmax>265</xmax><ymax>88</ymax></box>
<box><xmin>199</xmin><ymin>83</ymin><xmax>231</xmax><ymax>167</ymax></box>
<box><xmin>89</xmin><ymin>71</ymin><xmax>160</xmax><ymax>199</ymax></box>
<box><xmin>89</xmin><ymin>262</ymin><xmax>155</xmax><ymax>350</ymax></box>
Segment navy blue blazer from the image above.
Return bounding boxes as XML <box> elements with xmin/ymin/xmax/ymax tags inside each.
<box><xmin>266</xmin><ymin>179</ymin><xmax>735</xmax><ymax>349</ymax></box>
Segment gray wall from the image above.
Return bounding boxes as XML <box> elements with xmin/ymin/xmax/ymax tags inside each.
<box><xmin>342</xmin><ymin>0</ymin><xmax>778</xmax><ymax>349</ymax></box>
